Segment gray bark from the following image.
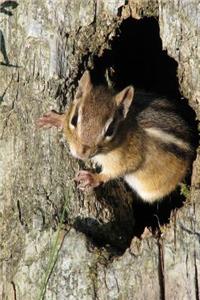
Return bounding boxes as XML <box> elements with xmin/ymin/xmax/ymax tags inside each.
<box><xmin>0</xmin><ymin>0</ymin><xmax>199</xmax><ymax>299</ymax></box>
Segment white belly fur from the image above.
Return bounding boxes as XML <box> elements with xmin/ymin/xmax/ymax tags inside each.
<box><xmin>124</xmin><ymin>174</ymin><xmax>161</xmax><ymax>202</ymax></box>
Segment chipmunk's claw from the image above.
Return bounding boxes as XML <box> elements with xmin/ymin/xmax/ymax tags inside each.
<box><xmin>75</xmin><ymin>170</ymin><xmax>101</xmax><ymax>191</ymax></box>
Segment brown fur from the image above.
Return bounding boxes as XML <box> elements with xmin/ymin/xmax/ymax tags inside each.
<box><xmin>38</xmin><ymin>70</ymin><xmax>194</xmax><ymax>202</ymax></box>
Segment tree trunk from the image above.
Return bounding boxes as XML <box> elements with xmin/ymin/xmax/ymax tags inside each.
<box><xmin>0</xmin><ymin>0</ymin><xmax>199</xmax><ymax>299</ymax></box>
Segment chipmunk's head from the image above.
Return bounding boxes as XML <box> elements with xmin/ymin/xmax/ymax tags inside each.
<box><xmin>64</xmin><ymin>70</ymin><xmax>134</xmax><ymax>160</ymax></box>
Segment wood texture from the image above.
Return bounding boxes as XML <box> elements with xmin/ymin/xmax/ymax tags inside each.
<box><xmin>0</xmin><ymin>0</ymin><xmax>199</xmax><ymax>299</ymax></box>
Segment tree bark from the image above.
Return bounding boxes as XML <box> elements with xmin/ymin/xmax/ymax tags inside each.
<box><xmin>0</xmin><ymin>0</ymin><xmax>199</xmax><ymax>299</ymax></box>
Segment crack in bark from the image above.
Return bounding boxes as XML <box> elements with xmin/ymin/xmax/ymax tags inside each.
<box><xmin>11</xmin><ymin>281</ymin><xmax>17</xmax><ymax>300</ymax></box>
<box><xmin>194</xmin><ymin>251</ymin><xmax>199</xmax><ymax>300</ymax></box>
<box><xmin>158</xmin><ymin>237</ymin><xmax>165</xmax><ymax>300</ymax></box>
<box><xmin>17</xmin><ymin>200</ymin><xmax>24</xmax><ymax>226</ymax></box>
<box><xmin>89</xmin><ymin>262</ymin><xmax>100</xmax><ymax>300</ymax></box>
<box><xmin>173</xmin><ymin>209</ymin><xmax>177</xmax><ymax>251</ymax></box>
<box><xmin>113</xmin><ymin>271</ymin><xmax>120</xmax><ymax>294</ymax></box>
<box><xmin>0</xmin><ymin>73</ymin><xmax>13</xmax><ymax>102</ymax></box>
<box><xmin>0</xmin><ymin>74</ymin><xmax>18</xmax><ymax>139</ymax></box>
<box><xmin>180</xmin><ymin>224</ymin><xmax>200</xmax><ymax>239</ymax></box>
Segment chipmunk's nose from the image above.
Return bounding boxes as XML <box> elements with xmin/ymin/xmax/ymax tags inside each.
<box><xmin>72</xmin><ymin>144</ymin><xmax>92</xmax><ymax>160</ymax></box>
<box><xmin>69</xmin><ymin>143</ymin><xmax>94</xmax><ymax>160</ymax></box>
<box><xmin>81</xmin><ymin>144</ymin><xmax>90</xmax><ymax>154</ymax></box>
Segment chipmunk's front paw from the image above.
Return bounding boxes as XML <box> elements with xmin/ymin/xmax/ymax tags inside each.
<box><xmin>37</xmin><ymin>110</ymin><xmax>64</xmax><ymax>129</ymax></box>
<box><xmin>75</xmin><ymin>170</ymin><xmax>101</xmax><ymax>191</ymax></box>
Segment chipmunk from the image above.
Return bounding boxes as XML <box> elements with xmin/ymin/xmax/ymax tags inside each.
<box><xmin>37</xmin><ymin>70</ymin><xmax>195</xmax><ymax>202</ymax></box>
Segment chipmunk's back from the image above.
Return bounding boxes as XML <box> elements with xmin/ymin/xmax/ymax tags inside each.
<box><xmin>123</xmin><ymin>90</ymin><xmax>195</xmax><ymax>201</ymax></box>
<box><xmin>134</xmin><ymin>91</ymin><xmax>194</xmax><ymax>157</ymax></box>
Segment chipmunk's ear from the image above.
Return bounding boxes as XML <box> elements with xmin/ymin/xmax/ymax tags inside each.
<box><xmin>75</xmin><ymin>70</ymin><xmax>93</xmax><ymax>98</ymax></box>
<box><xmin>115</xmin><ymin>86</ymin><xmax>134</xmax><ymax>118</ymax></box>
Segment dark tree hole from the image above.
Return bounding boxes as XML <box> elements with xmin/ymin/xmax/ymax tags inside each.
<box><xmin>92</xmin><ymin>17</ymin><xmax>180</xmax><ymax>97</ymax></box>
<box><xmin>74</xmin><ymin>17</ymin><xmax>198</xmax><ymax>255</ymax></box>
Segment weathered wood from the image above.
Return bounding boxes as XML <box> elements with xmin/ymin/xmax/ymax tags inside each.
<box><xmin>0</xmin><ymin>1</ymin><xmax>199</xmax><ymax>299</ymax></box>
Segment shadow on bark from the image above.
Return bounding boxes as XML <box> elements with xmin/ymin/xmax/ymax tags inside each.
<box><xmin>74</xmin><ymin>182</ymin><xmax>187</xmax><ymax>255</ymax></box>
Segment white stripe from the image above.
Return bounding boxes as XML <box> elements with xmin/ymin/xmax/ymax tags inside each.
<box><xmin>145</xmin><ymin>127</ymin><xmax>190</xmax><ymax>150</ymax></box>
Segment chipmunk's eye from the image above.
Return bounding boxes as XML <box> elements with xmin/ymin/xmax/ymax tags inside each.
<box><xmin>71</xmin><ymin>113</ymin><xmax>78</xmax><ymax>127</ymax></box>
<box><xmin>105</xmin><ymin>120</ymin><xmax>115</xmax><ymax>138</ymax></box>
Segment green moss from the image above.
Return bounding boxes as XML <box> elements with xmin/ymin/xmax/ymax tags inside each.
<box><xmin>180</xmin><ymin>183</ymin><xmax>190</xmax><ymax>198</ymax></box>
